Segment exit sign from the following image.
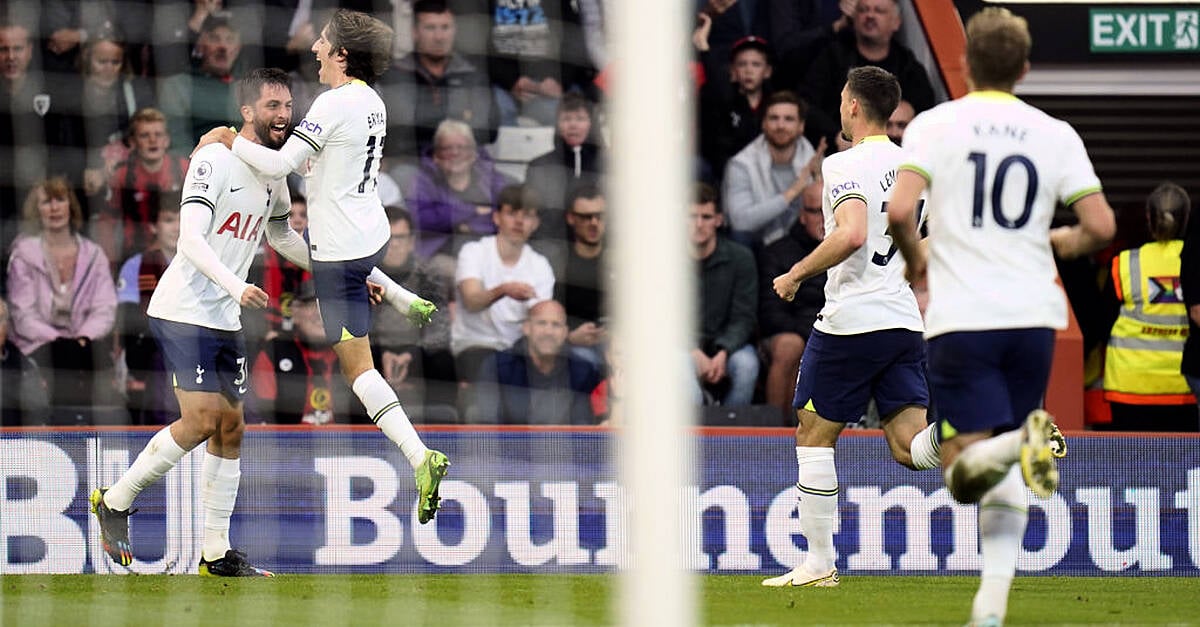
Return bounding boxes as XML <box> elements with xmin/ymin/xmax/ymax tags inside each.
<box><xmin>1090</xmin><ymin>8</ymin><xmax>1200</xmax><ymax>52</ymax></box>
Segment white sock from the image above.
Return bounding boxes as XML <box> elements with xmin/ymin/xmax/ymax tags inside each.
<box><xmin>971</xmin><ymin>466</ymin><xmax>1027</xmax><ymax>624</ymax></box>
<box><xmin>796</xmin><ymin>446</ymin><xmax>838</xmax><ymax>572</ymax></box>
<box><xmin>909</xmin><ymin>422</ymin><xmax>941</xmax><ymax>470</ymax></box>
<box><xmin>104</xmin><ymin>426</ymin><xmax>188</xmax><ymax>511</ymax></box>
<box><xmin>353</xmin><ymin>369</ymin><xmax>427</xmax><ymax>468</ymax></box>
<box><xmin>944</xmin><ymin>430</ymin><xmax>1022</xmax><ymax>503</ymax></box>
<box><xmin>367</xmin><ymin>267</ymin><xmax>417</xmax><ymax>309</ymax></box>
<box><xmin>201</xmin><ymin>452</ymin><xmax>241</xmax><ymax>562</ymax></box>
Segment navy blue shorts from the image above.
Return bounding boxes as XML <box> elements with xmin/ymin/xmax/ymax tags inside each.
<box><xmin>792</xmin><ymin>328</ymin><xmax>929</xmax><ymax>423</ymax></box>
<box><xmin>927</xmin><ymin>328</ymin><xmax>1055</xmax><ymax>436</ymax></box>
<box><xmin>310</xmin><ymin>244</ymin><xmax>387</xmax><ymax>343</ymax></box>
<box><xmin>149</xmin><ymin>317</ymin><xmax>248</xmax><ymax>402</ymax></box>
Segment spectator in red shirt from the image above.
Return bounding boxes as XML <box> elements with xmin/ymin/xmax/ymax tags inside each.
<box><xmin>96</xmin><ymin>107</ymin><xmax>188</xmax><ymax>268</ymax></box>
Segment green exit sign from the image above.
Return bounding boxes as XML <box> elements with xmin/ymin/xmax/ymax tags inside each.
<box><xmin>1090</xmin><ymin>8</ymin><xmax>1200</xmax><ymax>52</ymax></box>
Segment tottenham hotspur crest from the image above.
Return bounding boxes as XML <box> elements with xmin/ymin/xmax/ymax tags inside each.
<box><xmin>32</xmin><ymin>94</ymin><xmax>50</xmax><ymax>117</ymax></box>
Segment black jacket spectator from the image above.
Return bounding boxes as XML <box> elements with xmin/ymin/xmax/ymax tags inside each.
<box><xmin>758</xmin><ymin>220</ymin><xmax>825</xmax><ymax>339</ymax></box>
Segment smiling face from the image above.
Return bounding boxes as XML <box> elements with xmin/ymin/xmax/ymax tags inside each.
<box><xmin>311</xmin><ymin>25</ymin><xmax>345</xmax><ymax>87</ymax></box>
<box><xmin>523</xmin><ymin>300</ymin><xmax>568</xmax><ymax>361</ymax></box>
<box><xmin>763</xmin><ymin>102</ymin><xmax>803</xmax><ymax>151</ymax></box>
<box><xmin>245</xmin><ymin>82</ymin><xmax>293</xmax><ymax>149</ymax></box>
<box><xmin>433</xmin><ymin>131</ymin><xmax>476</xmax><ymax>177</ymax></box>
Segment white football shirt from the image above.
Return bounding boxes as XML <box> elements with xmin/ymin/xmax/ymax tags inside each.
<box><xmin>149</xmin><ymin>144</ymin><xmax>290</xmax><ymax>330</ymax></box>
<box><xmin>450</xmin><ymin>236</ymin><xmax>556</xmax><ymax>355</ymax></box>
<box><xmin>289</xmin><ymin>80</ymin><xmax>390</xmax><ymax>262</ymax></box>
<box><xmin>815</xmin><ymin>135</ymin><xmax>924</xmax><ymax>336</ymax></box>
<box><xmin>900</xmin><ymin>91</ymin><xmax>1102</xmax><ymax>338</ymax></box>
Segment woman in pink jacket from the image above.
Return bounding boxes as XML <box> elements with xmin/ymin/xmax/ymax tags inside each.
<box><xmin>7</xmin><ymin>177</ymin><xmax>117</xmax><ymax>422</ymax></box>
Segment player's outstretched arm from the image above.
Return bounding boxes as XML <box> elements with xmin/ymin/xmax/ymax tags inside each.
<box><xmin>178</xmin><ymin>204</ymin><xmax>267</xmax><ymax>308</ymax></box>
<box><xmin>366</xmin><ymin>268</ymin><xmax>437</xmax><ymax>327</ymax></box>
<box><xmin>1050</xmin><ymin>192</ymin><xmax>1116</xmax><ymax>259</ymax></box>
<box><xmin>887</xmin><ymin>169</ymin><xmax>928</xmax><ymax>285</ymax></box>
<box><xmin>231</xmin><ymin>134</ymin><xmax>315</xmax><ymax>179</ymax></box>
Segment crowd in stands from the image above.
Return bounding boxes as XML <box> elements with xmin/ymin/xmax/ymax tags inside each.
<box><xmin>0</xmin><ymin>0</ymin><xmax>1192</xmax><ymax>430</ymax></box>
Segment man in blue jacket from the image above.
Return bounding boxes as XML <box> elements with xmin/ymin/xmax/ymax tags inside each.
<box><xmin>472</xmin><ymin>299</ymin><xmax>602</xmax><ymax>424</ymax></box>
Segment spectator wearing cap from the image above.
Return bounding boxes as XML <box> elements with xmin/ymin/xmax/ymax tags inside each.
<box><xmin>250</xmin><ymin>279</ymin><xmax>364</xmax><ymax>425</ymax></box>
<box><xmin>157</xmin><ymin>12</ymin><xmax>243</xmax><ymax>154</ymax></box>
<box><xmin>696</xmin><ymin>32</ymin><xmax>776</xmax><ymax>181</ymax></box>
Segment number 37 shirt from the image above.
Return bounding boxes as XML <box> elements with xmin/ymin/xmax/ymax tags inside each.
<box><xmin>816</xmin><ymin>136</ymin><xmax>924</xmax><ymax>336</ymax></box>
<box><xmin>899</xmin><ymin>91</ymin><xmax>1102</xmax><ymax>338</ymax></box>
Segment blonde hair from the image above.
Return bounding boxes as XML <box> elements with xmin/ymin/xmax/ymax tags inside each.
<box><xmin>433</xmin><ymin>118</ymin><xmax>476</xmax><ymax>152</ymax></box>
<box><xmin>80</xmin><ymin>35</ymin><xmax>130</xmax><ymax>80</ymax></box>
<box><xmin>965</xmin><ymin>8</ymin><xmax>1031</xmax><ymax>91</ymax></box>
<box><xmin>129</xmin><ymin>107</ymin><xmax>167</xmax><ymax>136</ymax></box>
<box><xmin>1146</xmin><ymin>182</ymin><xmax>1191</xmax><ymax>242</ymax></box>
<box><xmin>22</xmin><ymin>177</ymin><xmax>84</xmax><ymax>235</ymax></box>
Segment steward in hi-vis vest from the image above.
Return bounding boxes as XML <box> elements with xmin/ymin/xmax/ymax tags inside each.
<box><xmin>1104</xmin><ymin>239</ymin><xmax>1191</xmax><ymax>403</ymax></box>
<box><xmin>1104</xmin><ymin>182</ymin><xmax>1199</xmax><ymax>432</ymax></box>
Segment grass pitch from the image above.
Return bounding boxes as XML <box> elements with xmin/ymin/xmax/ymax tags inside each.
<box><xmin>4</xmin><ymin>574</ymin><xmax>1198</xmax><ymax>625</ymax></box>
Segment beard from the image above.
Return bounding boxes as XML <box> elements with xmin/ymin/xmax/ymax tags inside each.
<box><xmin>254</xmin><ymin>118</ymin><xmax>290</xmax><ymax>149</ymax></box>
<box><xmin>765</xmin><ymin>132</ymin><xmax>798</xmax><ymax>151</ymax></box>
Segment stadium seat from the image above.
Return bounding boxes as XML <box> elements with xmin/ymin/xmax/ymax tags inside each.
<box><xmin>486</xmin><ymin>125</ymin><xmax>555</xmax><ymax>183</ymax></box>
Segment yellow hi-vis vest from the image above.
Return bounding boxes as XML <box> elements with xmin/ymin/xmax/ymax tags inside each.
<box><xmin>1104</xmin><ymin>239</ymin><xmax>1195</xmax><ymax>405</ymax></box>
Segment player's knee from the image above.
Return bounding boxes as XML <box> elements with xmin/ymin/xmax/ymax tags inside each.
<box><xmin>220</xmin><ymin>415</ymin><xmax>245</xmax><ymax>443</ymax></box>
<box><xmin>184</xmin><ymin>406</ymin><xmax>224</xmax><ymax>440</ymax></box>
